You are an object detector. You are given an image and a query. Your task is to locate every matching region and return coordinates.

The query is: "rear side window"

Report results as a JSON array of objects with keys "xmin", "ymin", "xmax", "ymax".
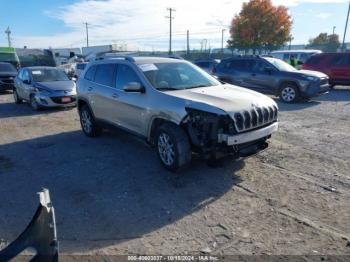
[
  {"xmin": 283, "ymin": 53, "xmax": 290, "ymax": 60},
  {"xmin": 116, "ymin": 64, "xmax": 142, "ymax": 90},
  {"xmin": 225, "ymin": 59, "xmax": 254, "ymax": 71},
  {"xmin": 305, "ymin": 55, "xmax": 324, "ymax": 65},
  {"xmin": 84, "ymin": 65, "xmax": 96, "ymax": 81},
  {"xmin": 330, "ymin": 55, "xmax": 350, "ymax": 66},
  {"xmin": 94, "ymin": 64, "xmax": 116, "ymax": 87}
]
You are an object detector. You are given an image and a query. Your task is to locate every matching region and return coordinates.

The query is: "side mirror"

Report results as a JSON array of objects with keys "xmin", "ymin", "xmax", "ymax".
[
  {"xmin": 23, "ymin": 79, "xmax": 31, "ymax": 85},
  {"xmin": 123, "ymin": 82, "xmax": 145, "ymax": 93}
]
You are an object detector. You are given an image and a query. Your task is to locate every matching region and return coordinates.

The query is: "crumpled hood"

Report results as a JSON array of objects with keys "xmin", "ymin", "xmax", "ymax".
[
  {"xmin": 35, "ymin": 81, "xmax": 76, "ymax": 92},
  {"xmin": 167, "ymin": 84, "xmax": 277, "ymax": 116},
  {"xmin": 292, "ymin": 70, "xmax": 328, "ymax": 78}
]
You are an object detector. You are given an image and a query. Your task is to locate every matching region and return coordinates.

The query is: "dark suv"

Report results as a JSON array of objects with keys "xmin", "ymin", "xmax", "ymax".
[
  {"xmin": 214, "ymin": 56, "xmax": 330, "ymax": 103},
  {"xmin": 302, "ymin": 52, "xmax": 350, "ymax": 87}
]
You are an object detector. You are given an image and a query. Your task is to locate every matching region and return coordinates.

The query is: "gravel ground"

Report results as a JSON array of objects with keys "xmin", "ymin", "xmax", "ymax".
[{"xmin": 0, "ymin": 88, "xmax": 349, "ymax": 256}]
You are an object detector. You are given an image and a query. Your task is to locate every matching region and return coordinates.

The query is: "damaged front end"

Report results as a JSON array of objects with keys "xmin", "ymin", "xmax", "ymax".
[
  {"xmin": 0, "ymin": 189, "xmax": 58, "ymax": 262},
  {"xmin": 182, "ymin": 108, "xmax": 275, "ymax": 160}
]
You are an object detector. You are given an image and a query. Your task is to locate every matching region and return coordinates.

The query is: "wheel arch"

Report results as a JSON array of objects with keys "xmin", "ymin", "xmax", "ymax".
[{"xmin": 147, "ymin": 117, "xmax": 181, "ymax": 145}]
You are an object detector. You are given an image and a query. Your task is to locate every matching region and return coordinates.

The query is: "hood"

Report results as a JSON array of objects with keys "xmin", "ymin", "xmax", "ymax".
[
  {"xmin": 166, "ymin": 84, "xmax": 277, "ymax": 116},
  {"xmin": 0, "ymin": 71, "xmax": 17, "ymax": 77},
  {"xmin": 35, "ymin": 81, "xmax": 76, "ymax": 91},
  {"xmin": 290, "ymin": 69, "xmax": 328, "ymax": 78}
]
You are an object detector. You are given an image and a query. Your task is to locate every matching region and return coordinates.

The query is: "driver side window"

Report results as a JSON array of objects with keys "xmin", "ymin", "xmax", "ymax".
[
  {"xmin": 116, "ymin": 64, "xmax": 142, "ymax": 90},
  {"xmin": 22, "ymin": 70, "xmax": 30, "ymax": 83}
]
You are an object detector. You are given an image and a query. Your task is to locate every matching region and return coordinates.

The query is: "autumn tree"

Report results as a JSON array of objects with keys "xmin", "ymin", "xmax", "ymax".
[
  {"xmin": 307, "ymin": 33, "xmax": 340, "ymax": 52},
  {"xmin": 228, "ymin": 0, "xmax": 292, "ymax": 54}
]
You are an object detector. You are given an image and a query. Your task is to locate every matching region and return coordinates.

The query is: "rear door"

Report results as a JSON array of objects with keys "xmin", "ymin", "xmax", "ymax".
[
  {"xmin": 247, "ymin": 59, "xmax": 278, "ymax": 93},
  {"xmin": 87, "ymin": 63, "xmax": 117, "ymax": 122},
  {"xmin": 329, "ymin": 54, "xmax": 350, "ymax": 83}
]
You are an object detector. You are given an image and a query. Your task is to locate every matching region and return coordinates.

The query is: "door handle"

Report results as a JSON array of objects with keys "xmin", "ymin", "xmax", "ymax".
[
  {"xmin": 112, "ymin": 93, "xmax": 119, "ymax": 99},
  {"xmin": 87, "ymin": 87, "xmax": 93, "ymax": 91}
]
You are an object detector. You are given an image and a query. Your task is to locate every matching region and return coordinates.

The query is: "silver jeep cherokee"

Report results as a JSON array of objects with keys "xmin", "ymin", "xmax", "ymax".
[{"xmin": 77, "ymin": 56, "xmax": 278, "ymax": 171}]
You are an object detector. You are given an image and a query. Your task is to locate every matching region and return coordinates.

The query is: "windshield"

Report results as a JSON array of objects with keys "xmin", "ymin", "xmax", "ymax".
[
  {"xmin": 0, "ymin": 63, "xmax": 17, "ymax": 72},
  {"xmin": 264, "ymin": 57, "xmax": 297, "ymax": 72},
  {"xmin": 141, "ymin": 62, "xmax": 220, "ymax": 91},
  {"xmin": 30, "ymin": 68, "xmax": 69, "ymax": 82}
]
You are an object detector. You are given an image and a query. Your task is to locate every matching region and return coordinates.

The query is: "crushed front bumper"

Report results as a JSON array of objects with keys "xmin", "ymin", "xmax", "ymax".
[{"xmin": 218, "ymin": 122, "xmax": 278, "ymax": 146}]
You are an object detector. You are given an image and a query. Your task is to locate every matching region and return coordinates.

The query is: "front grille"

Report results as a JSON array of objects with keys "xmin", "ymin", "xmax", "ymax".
[
  {"xmin": 233, "ymin": 105, "xmax": 278, "ymax": 133},
  {"xmin": 50, "ymin": 96, "xmax": 76, "ymax": 104},
  {"xmin": 0, "ymin": 78, "xmax": 14, "ymax": 84}
]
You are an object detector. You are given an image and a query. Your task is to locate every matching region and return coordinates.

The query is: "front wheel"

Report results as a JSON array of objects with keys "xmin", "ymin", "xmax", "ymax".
[
  {"xmin": 279, "ymin": 84, "xmax": 299, "ymax": 103},
  {"xmin": 156, "ymin": 123, "xmax": 191, "ymax": 172},
  {"xmin": 30, "ymin": 95, "xmax": 41, "ymax": 111},
  {"xmin": 79, "ymin": 105, "xmax": 101, "ymax": 137}
]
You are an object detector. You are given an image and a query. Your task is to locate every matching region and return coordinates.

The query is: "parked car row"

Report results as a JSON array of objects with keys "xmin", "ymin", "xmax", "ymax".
[{"xmin": 0, "ymin": 52, "xmax": 347, "ymax": 171}]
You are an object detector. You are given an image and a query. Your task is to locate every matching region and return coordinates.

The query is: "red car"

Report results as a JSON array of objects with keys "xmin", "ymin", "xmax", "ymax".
[{"xmin": 302, "ymin": 52, "xmax": 350, "ymax": 87}]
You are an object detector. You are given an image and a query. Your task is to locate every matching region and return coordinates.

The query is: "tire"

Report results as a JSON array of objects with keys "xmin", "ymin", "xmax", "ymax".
[
  {"xmin": 30, "ymin": 95, "xmax": 41, "ymax": 111},
  {"xmin": 79, "ymin": 105, "xmax": 101, "ymax": 137},
  {"xmin": 13, "ymin": 89, "xmax": 22, "ymax": 104},
  {"xmin": 279, "ymin": 83, "xmax": 299, "ymax": 103},
  {"xmin": 156, "ymin": 123, "xmax": 191, "ymax": 172}
]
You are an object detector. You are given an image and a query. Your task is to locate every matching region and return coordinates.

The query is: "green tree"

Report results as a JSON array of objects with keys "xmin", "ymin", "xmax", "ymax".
[
  {"xmin": 307, "ymin": 33, "xmax": 340, "ymax": 52},
  {"xmin": 228, "ymin": 0, "xmax": 292, "ymax": 54}
]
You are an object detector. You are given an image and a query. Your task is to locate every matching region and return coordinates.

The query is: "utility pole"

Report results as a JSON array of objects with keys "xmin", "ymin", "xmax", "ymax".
[
  {"xmin": 186, "ymin": 30, "xmax": 190, "ymax": 56},
  {"xmin": 166, "ymin": 8, "xmax": 175, "ymax": 55},
  {"xmin": 333, "ymin": 26, "xmax": 336, "ymax": 35},
  {"xmin": 84, "ymin": 22, "xmax": 89, "ymax": 48},
  {"xmin": 5, "ymin": 26, "xmax": 11, "ymax": 47},
  {"xmin": 221, "ymin": 29, "xmax": 226, "ymax": 58},
  {"xmin": 342, "ymin": 1, "xmax": 350, "ymax": 51}
]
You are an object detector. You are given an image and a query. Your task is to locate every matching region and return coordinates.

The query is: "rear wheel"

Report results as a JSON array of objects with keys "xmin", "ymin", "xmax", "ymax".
[
  {"xmin": 79, "ymin": 105, "xmax": 101, "ymax": 137},
  {"xmin": 279, "ymin": 83, "xmax": 299, "ymax": 103},
  {"xmin": 156, "ymin": 123, "xmax": 191, "ymax": 172},
  {"xmin": 13, "ymin": 89, "xmax": 22, "ymax": 104}
]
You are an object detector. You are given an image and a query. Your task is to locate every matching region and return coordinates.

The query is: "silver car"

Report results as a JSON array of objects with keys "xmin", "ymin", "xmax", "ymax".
[
  {"xmin": 14, "ymin": 66, "xmax": 77, "ymax": 110},
  {"xmin": 77, "ymin": 56, "xmax": 278, "ymax": 171}
]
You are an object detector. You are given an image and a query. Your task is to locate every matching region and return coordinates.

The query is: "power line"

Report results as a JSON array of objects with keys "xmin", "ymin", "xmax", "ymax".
[
  {"xmin": 166, "ymin": 8, "xmax": 175, "ymax": 55},
  {"xmin": 84, "ymin": 22, "xmax": 89, "ymax": 48},
  {"xmin": 342, "ymin": 1, "xmax": 350, "ymax": 51}
]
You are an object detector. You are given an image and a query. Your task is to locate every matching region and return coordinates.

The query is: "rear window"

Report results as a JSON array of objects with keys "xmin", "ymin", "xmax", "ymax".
[{"xmin": 0, "ymin": 63, "xmax": 16, "ymax": 72}]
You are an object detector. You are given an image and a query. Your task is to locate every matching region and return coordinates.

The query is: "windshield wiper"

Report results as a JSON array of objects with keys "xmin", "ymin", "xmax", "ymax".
[
  {"xmin": 186, "ymin": 84, "xmax": 210, "ymax": 89},
  {"xmin": 157, "ymin": 87, "xmax": 179, "ymax": 91}
]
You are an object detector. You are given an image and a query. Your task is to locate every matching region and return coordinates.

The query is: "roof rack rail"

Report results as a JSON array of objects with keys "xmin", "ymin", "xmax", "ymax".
[{"xmin": 97, "ymin": 55, "xmax": 135, "ymax": 62}]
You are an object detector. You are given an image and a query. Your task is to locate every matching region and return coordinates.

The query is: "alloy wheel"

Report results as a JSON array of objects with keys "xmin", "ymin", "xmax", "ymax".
[
  {"xmin": 81, "ymin": 110, "xmax": 92, "ymax": 134},
  {"xmin": 158, "ymin": 132, "xmax": 175, "ymax": 166},
  {"xmin": 281, "ymin": 87, "xmax": 296, "ymax": 102}
]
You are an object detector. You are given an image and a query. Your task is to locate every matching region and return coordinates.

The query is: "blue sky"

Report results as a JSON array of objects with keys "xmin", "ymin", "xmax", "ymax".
[{"xmin": 0, "ymin": 0, "xmax": 349, "ymax": 50}]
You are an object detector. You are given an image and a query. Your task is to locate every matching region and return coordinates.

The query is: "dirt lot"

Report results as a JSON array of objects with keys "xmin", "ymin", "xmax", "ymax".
[{"xmin": 0, "ymin": 88, "xmax": 349, "ymax": 256}]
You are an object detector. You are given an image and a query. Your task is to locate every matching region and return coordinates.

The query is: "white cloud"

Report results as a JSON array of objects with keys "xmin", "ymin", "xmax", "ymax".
[
  {"xmin": 11, "ymin": 0, "xmax": 348, "ymax": 50},
  {"xmin": 316, "ymin": 12, "xmax": 332, "ymax": 19}
]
